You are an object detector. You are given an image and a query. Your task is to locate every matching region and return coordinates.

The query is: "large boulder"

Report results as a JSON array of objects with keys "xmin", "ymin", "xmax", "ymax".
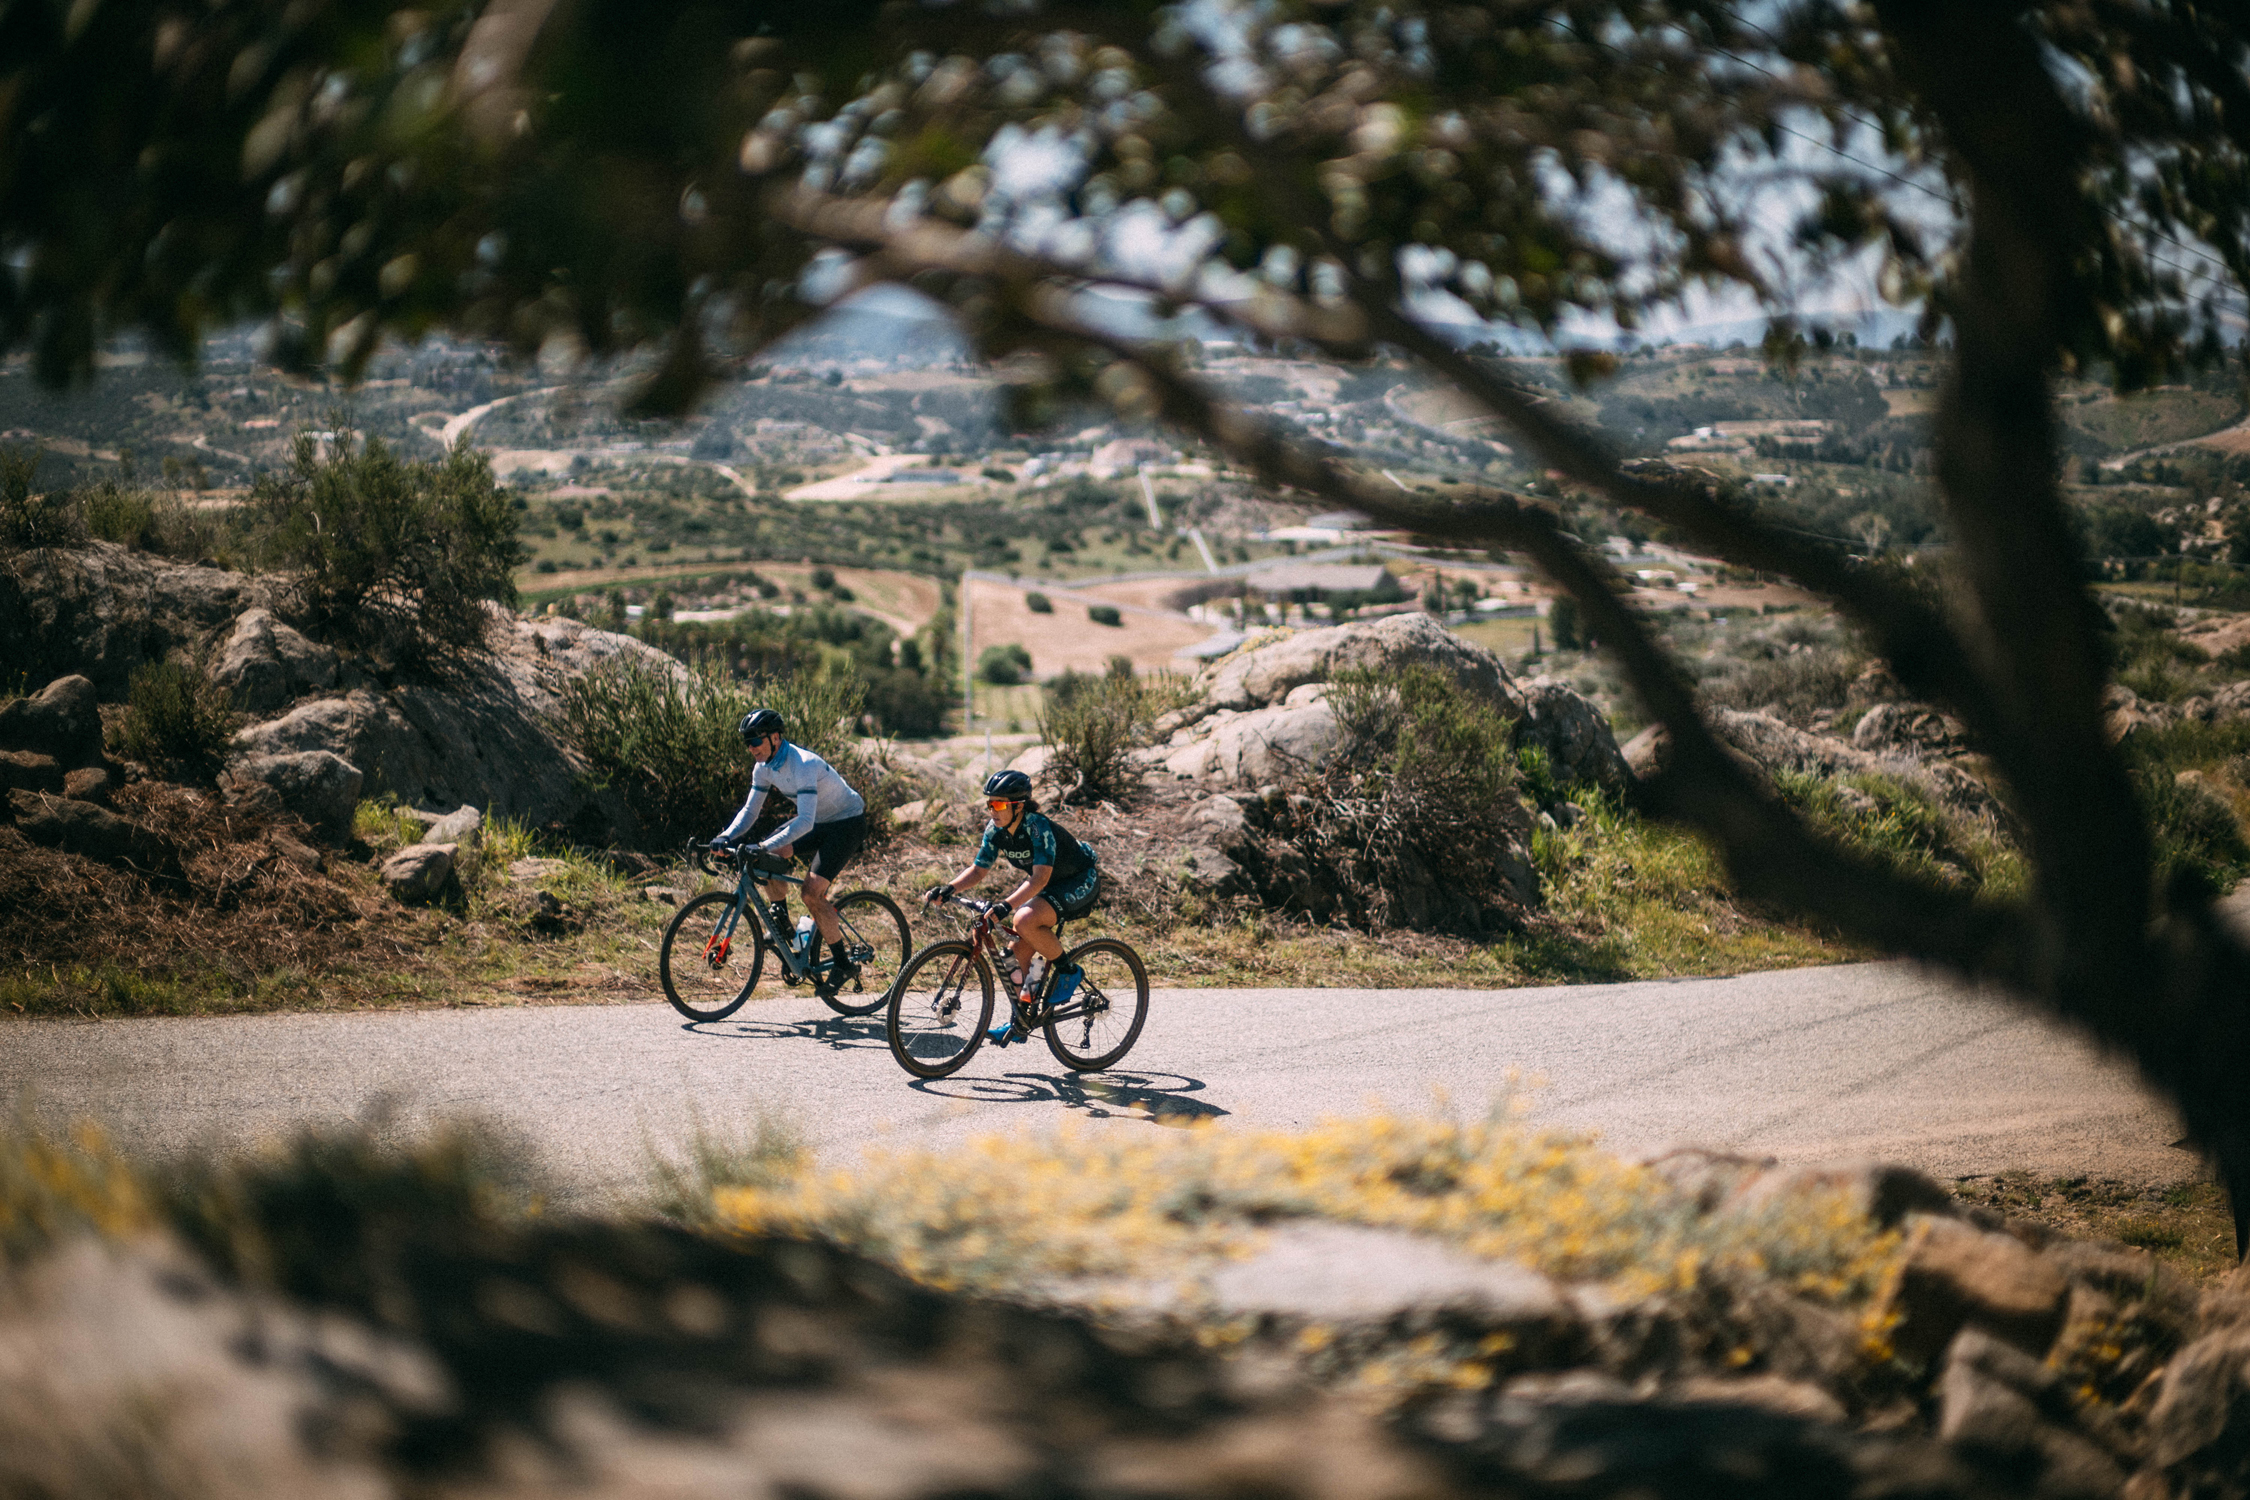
[
  {"xmin": 210, "ymin": 608, "xmax": 339, "ymax": 714},
  {"xmin": 224, "ymin": 751, "xmax": 366, "ymax": 842},
  {"xmin": 1165, "ymin": 694, "xmax": 1343, "ymax": 783},
  {"xmin": 0, "ymin": 675, "xmax": 104, "ymax": 768},
  {"xmin": 380, "ymin": 842, "xmax": 456, "ymax": 903},
  {"xmin": 0, "ymin": 751, "xmax": 65, "ymax": 797},
  {"xmin": 1171, "ymin": 619, "xmax": 1626, "ymax": 799},
  {"xmin": 0, "ymin": 544, "xmax": 268, "ymax": 695},
  {"xmin": 6, "ymin": 790, "xmax": 151, "ymax": 866},
  {"xmin": 1514, "ymin": 677, "xmax": 1631, "ymax": 797},
  {"xmin": 228, "ymin": 613, "xmax": 669, "ymax": 832},
  {"xmin": 1201, "ymin": 613, "xmax": 1514, "ymax": 713}
]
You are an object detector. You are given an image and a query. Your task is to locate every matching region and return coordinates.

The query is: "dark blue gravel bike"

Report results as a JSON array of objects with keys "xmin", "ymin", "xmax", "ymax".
[{"xmin": 658, "ymin": 841, "xmax": 910, "ymax": 1021}]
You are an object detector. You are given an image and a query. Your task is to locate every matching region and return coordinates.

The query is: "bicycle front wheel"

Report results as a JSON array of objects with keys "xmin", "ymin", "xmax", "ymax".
[
  {"xmin": 819, "ymin": 891, "xmax": 912, "ymax": 1017},
  {"xmin": 1043, "ymin": 938, "xmax": 1149, "ymax": 1072},
  {"xmin": 659, "ymin": 891, "xmax": 767, "ymax": 1021},
  {"xmin": 885, "ymin": 941, "xmax": 995, "ymax": 1079}
]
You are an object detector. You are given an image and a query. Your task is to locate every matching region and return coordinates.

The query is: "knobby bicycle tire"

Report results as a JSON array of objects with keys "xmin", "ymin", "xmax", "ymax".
[
  {"xmin": 885, "ymin": 940, "xmax": 995, "ymax": 1079},
  {"xmin": 818, "ymin": 890, "xmax": 913, "ymax": 1017},
  {"xmin": 1043, "ymin": 937, "xmax": 1149, "ymax": 1072},
  {"xmin": 659, "ymin": 891, "xmax": 768, "ymax": 1022}
]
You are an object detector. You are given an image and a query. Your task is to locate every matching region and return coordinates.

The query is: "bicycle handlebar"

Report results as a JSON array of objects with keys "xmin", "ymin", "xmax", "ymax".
[
  {"xmin": 690, "ymin": 840, "xmax": 789, "ymax": 879},
  {"xmin": 927, "ymin": 890, "xmax": 1012, "ymax": 925}
]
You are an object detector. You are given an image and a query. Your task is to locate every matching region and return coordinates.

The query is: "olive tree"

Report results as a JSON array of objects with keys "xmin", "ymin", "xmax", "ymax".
[{"xmin": 7, "ymin": 0, "xmax": 2250, "ymax": 1247}]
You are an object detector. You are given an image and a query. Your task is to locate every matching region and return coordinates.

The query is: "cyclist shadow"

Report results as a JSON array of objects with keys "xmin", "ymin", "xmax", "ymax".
[
  {"xmin": 909, "ymin": 1069, "xmax": 1228, "ymax": 1126},
  {"xmin": 682, "ymin": 1013, "xmax": 891, "ymax": 1053}
]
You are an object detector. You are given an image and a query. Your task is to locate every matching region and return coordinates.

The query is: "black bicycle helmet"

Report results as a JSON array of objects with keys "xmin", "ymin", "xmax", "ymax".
[
  {"xmin": 983, "ymin": 768, "xmax": 1032, "ymax": 801},
  {"xmin": 738, "ymin": 708, "xmax": 784, "ymax": 743}
]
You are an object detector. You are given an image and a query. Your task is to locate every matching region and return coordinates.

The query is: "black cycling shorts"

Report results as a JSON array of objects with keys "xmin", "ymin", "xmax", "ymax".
[
  {"xmin": 1042, "ymin": 864, "xmax": 1101, "ymax": 921},
  {"xmin": 791, "ymin": 814, "xmax": 867, "ymax": 881}
]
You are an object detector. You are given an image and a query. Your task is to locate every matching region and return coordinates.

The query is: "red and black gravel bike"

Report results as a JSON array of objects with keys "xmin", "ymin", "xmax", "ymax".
[{"xmin": 885, "ymin": 892, "xmax": 1149, "ymax": 1079}]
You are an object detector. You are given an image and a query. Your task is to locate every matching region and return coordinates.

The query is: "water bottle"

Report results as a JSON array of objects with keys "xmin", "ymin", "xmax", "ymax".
[
  {"xmin": 1020, "ymin": 955, "xmax": 1048, "ymax": 1005},
  {"xmin": 794, "ymin": 915, "xmax": 817, "ymax": 959}
]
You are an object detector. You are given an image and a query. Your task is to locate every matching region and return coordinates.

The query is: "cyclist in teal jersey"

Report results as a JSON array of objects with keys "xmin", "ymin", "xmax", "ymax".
[{"xmin": 924, "ymin": 769, "xmax": 1100, "ymax": 1044}]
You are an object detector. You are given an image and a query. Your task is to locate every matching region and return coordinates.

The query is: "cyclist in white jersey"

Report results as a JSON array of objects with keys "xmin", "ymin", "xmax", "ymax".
[{"xmin": 712, "ymin": 707, "xmax": 867, "ymax": 988}]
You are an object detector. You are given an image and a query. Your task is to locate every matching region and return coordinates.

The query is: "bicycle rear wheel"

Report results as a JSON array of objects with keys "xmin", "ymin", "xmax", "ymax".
[
  {"xmin": 659, "ymin": 891, "xmax": 767, "ymax": 1021},
  {"xmin": 885, "ymin": 941, "xmax": 995, "ymax": 1079},
  {"xmin": 1042, "ymin": 938, "xmax": 1149, "ymax": 1072},
  {"xmin": 818, "ymin": 891, "xmax": 912, "ymax": 1016}
]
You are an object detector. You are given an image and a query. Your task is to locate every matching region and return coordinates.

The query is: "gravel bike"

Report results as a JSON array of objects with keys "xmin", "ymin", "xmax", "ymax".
[
  {"xmin": 885, "ymin": 892, "xmax": 1148, "ymax": 1079},
  {"xmin": 658, "ymin": 842, "xmax": 910, "ymax": 1022}
]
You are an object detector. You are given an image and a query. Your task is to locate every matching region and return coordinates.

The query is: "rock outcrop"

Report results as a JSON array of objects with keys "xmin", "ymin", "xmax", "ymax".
[
  {"xmin": 1150, "ymin": 615, "xmax": 1627, "ymax": 800},
  {"xmin": 209, "ymin": 607, "xmax": 339, "ymax": 714},
  {"xmin": 1, "ymin": 543, "xmax": 271, "ymax": 695},
  {"xmin": 223, "ymin": 750, "xmax": 365, "ymax": 842},
  {"xmin": 6, "ymin": 543, "xmax": 671, "ymax": 840},
  {"xmin": 1628, "ymin": 708, "xmax": 2005, "ymax": 823},
  {"xmin": 227, "ymin": 611, "xmax": 669, "ymax": 835},
  {"xmin": 1202, "ymin": 612, "xmax": 1514, "ymax": 712},
  {"xmin": 0, "ymin": 675, "xmax": 104, "ymax": 770}
]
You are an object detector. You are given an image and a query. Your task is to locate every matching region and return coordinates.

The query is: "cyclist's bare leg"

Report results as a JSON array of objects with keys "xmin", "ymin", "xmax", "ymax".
[
  {"xmin": 802, "ymin": 871, "xmax": 842, "ymax": 943},
  {"xmin": 1011, "ymin": 896, "xmax": 1064, "ymax": 973}
]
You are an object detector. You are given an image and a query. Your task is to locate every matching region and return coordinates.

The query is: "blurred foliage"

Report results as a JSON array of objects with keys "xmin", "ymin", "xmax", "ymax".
[{"xmin": 4, "ymin": 2, "xmax": 2239, "ymax": 407}]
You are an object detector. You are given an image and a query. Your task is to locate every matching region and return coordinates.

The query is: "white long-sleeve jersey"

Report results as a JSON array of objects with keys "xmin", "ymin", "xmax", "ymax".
[{"xmin": 715, "ymin": 740, "xmax": 865, "ymax": 852}]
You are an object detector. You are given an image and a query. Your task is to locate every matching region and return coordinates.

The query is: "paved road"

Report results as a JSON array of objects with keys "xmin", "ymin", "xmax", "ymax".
[{"xmin": 0, "ymin": 961, "xmax": 2195, "ymax": 1207}]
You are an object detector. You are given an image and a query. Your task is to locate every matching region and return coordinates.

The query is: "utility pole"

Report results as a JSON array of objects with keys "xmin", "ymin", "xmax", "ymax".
[{"xmin": 961, "ymin": 566, "xmax": 974, "ymax": 733}]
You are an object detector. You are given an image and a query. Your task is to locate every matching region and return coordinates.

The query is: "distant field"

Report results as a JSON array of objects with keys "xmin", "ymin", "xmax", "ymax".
[
  {"xmin": 966, "ymin": 576, "xmax": 1214, "ymax": 678},
  {"xmin": 2066, "ymin": 388, "xmax": 2245, "ymax": 453}
]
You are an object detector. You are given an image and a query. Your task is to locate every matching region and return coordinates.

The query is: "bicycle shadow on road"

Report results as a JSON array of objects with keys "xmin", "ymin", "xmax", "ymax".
[
  {"xmin": 908, "ymin": 1069, "xmax": 1229, "ymax": 1126},
  {"xmin": 681, "ymin": 1014, "xmax": 891, "ymax": 1053}
]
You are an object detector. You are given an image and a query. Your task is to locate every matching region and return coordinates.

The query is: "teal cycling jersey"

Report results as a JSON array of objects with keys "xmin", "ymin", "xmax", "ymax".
[{"xmin": 974, "ymin": 811, "xmax": 1095, "ymax": 880}]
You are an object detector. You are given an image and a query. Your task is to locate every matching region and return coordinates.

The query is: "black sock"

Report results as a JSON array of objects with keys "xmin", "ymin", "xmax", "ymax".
[{"xmin": 829, "ymin": 940, "xmax": 849, "ymax": 965}]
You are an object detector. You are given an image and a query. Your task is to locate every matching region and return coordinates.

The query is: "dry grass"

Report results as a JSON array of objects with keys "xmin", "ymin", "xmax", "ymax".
[
  {"xmin": 709, "ymin": 1108, "xmax": 1907, "ymax": 1392},
  {"xmin": 1950, "ymin": 1172, "xmax": 2242, "ymax": 1285}
]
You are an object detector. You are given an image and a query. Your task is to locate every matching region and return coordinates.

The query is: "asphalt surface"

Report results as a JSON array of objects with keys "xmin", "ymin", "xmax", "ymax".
[{"xmin": 0, "ymin": 960, "xmax": 2196, "ymax": 1206}]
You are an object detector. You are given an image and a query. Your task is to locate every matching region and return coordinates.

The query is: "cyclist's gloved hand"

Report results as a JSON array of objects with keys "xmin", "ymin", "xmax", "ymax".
[{"xmin": 923, "ymin": 884, "xmax": 953, "ymax": 906}]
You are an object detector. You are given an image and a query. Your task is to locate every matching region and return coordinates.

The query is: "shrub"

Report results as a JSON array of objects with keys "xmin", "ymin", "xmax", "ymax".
[
  {"xmin": 1773, "ymin": 769, "xmax": 2025, "ymax": 899},
  {"xmin": 1039, "ymin": 675, "xmax": 1142, "ymax": 804},
  {"xmin": 978, "ymin": 642, "xmax": 1032, "ymax": 685},
  {"xmin": 981, "ymin": 466, "xmax": 1016, "ymax": 483},
  {"xmin": 117, "ymin": 659, "xmax": 240, "ymax": 780},
  {"xmin": 811, "ymin": 566, "xmax": 837, "ymax": 591},
  {"xmin": 1025, "ymin": 591, "xmax": 1054, "ymax": 614},
  {"xmin": 0, "ymin": 446, "xmax": 80, "ymax": 550},
  {"xmin": 560, "ymin": 654, "xmax": 878, "ymax": 845},
  {"xmin": 1703, "ymin": 647, "xmax": 1865, "ymax": 726},
  {"xmin": 251, "ymin": 430, "xmax": 524, "ymax": 667},
  {"xmin": 1280, "ymin": 665, "xmax": 1530, "ymax": 932},
  {"xmin": 75, "ymin": 479, "xmax": 159, "ymax": 546},
  {"xmin": 1038, "ymin": 665, "xmax": 1199, "ymax": 804},
  {"xmin": 1087, "ymin": 604, "xmax": 1123, "ymax": 627},
  {"xmin": 1548, "ymin": 595, "xmax": 1581, "ymax": 650},
  {"xmin": 860, "ymin": 664, "xmax": 945, "ymax": 737}
]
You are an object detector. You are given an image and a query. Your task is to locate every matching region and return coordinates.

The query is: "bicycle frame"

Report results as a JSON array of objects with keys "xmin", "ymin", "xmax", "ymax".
[
  {"xmin": 936, "ymin": 895, "xmax": 1107, "ymax": 1028},
  {"xmin": 694, "ymin": 846, "xmax": 822, "ymax": 980}
]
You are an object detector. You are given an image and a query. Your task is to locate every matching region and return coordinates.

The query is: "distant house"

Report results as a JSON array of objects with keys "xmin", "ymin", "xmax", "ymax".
[
  {"xmin": 1244, "ymin": 563, "xmax": 1401, "ymax": 606},
  {"xmin": 1089, "ymin": 438, "xmax": 1174, "ymax": 477}
]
